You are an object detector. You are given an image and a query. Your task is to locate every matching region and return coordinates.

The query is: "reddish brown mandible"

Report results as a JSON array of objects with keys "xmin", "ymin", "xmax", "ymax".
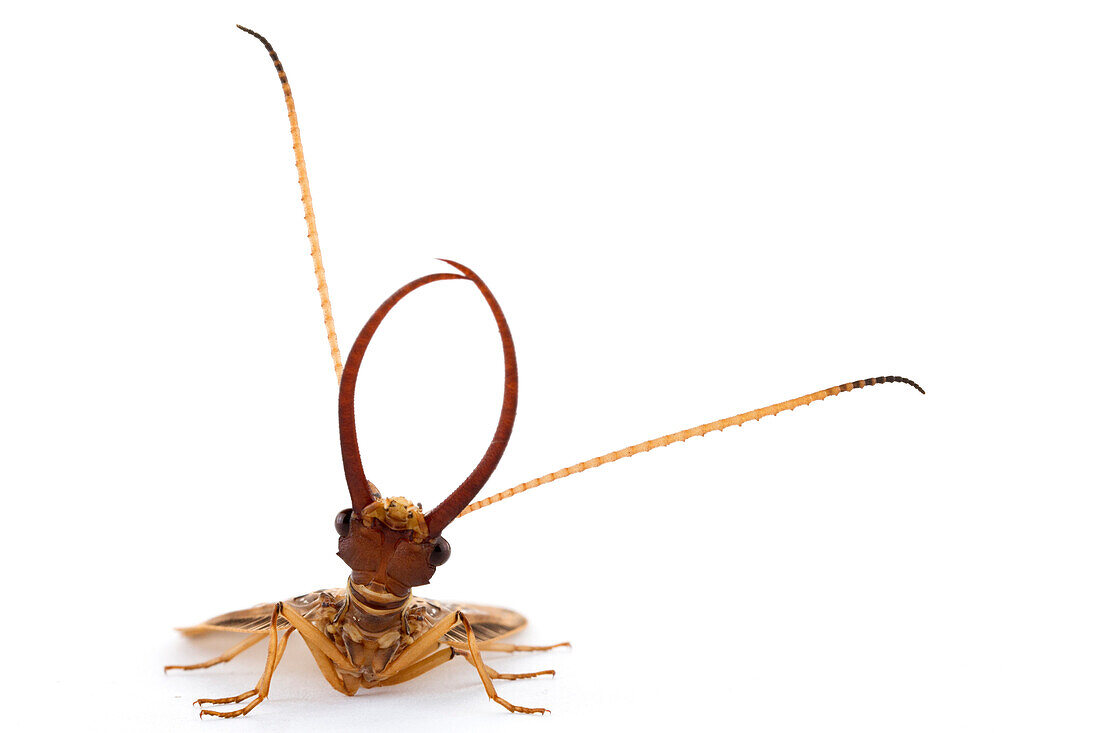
[{"xmin": 337, "ymin": 260, "xmax": 518, "ymax": 537}]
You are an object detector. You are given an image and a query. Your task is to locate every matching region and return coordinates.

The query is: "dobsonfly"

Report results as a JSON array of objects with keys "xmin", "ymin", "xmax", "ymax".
[{"xmin": 166, "ymin": 26, "xmax": 925, "ymax": 718}]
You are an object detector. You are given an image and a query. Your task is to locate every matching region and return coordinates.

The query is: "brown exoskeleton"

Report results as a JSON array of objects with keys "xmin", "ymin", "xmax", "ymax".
[{"xmin": 166, "ymin": 26, "xmax": 925, "ymax": 718}]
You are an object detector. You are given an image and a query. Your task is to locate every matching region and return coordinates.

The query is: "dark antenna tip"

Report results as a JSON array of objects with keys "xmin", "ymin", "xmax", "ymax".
[
  {"xmin": 236, "ymin": 25, "xmax": 266, "ymax": 43},
  {"xmin": 876, "ymin": 375, "xmax": 925, "ymax": 395}
]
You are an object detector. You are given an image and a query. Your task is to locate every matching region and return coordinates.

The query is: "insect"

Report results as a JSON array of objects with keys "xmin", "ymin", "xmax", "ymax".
[{"xmin": 166, "ymin": 26, "xmax": 925, "ymax": 719}]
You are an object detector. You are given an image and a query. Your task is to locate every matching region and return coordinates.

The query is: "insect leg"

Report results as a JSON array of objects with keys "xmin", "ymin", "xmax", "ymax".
[
  {"xmin": 451, "ymin": 640, "xmax": 570, "ymax": 653},
  {"xmin": 268, "ymin": 601, "xmax": 359, "ymax": 696},
  {"xmin": 455, "ymin": 611, "xmax": 549, "ymax": 715},
  {"xmin": 384, "ymin": 610, "xmax": 460, "ymax": 675},
  {"xmin": 165, "ymin": 632, "xmax": 266, "ymax": 671},
  {"xmin": 197, "ymin": 607, "xmax": 295, "ymax": 718},
  {"xmin": 453, "ymin": 652, "xmax": 555, "ymax": 680},
  {"xmin": 294, "ymin": 627, "xmax": 355, "ymax": 696},
  {"xmin": 374, "ymin": 647, "xmax": 456, "ymax": 687},
  {"xmin": 276, "ymin": 602, "xmax": 357, "ymax": 672}
]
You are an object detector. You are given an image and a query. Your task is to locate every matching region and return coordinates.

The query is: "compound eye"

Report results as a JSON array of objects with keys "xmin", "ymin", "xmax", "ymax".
[
  {"xmin": 428, "ymin": 536, "xmax": 451, "ymax": 567},
  {"xmin": 334, "ymin": 508, "xmax": 354, "ymax": 537}
]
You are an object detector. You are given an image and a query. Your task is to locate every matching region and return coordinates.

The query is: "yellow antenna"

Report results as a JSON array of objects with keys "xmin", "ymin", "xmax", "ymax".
[
  {"xmin": 458, "ymin": 376, "xmax": 924, "ymax": 518},
  {"xmin": 238, "ymin": 25, "xmax": 344, "ymax": 383}
]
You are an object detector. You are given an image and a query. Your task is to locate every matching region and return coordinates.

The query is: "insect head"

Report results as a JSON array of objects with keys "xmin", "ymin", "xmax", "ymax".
[{"xmin": 332, "ymin": 260, "xmax": 516, "ymax": 598}]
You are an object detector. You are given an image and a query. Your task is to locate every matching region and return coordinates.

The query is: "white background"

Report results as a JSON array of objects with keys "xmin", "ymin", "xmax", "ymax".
[{"xmin": 2, "ymin": 2, "xmax": 1097, "ymax": 731}]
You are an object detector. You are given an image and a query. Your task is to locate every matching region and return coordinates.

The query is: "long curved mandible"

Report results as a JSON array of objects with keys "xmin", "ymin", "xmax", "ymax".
[
  {"xmin": 338, "ymin": 271, "xmax": 466, "ymax": 510},
  {"xmin": 425, "ymin": 260, "xmax": 518, "ymax": 536}
]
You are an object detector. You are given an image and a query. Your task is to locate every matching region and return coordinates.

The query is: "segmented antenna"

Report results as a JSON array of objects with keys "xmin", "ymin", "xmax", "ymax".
[
  {"xmin": 458, "ymin": 376, "xmax": 924, "ymax": 518},
  {"xmin": 237, "ymin": 25, "xmax": 344, "ymax": 383}
]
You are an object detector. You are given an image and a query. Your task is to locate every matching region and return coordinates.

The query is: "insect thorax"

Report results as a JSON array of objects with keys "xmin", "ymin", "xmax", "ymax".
[{"xmin": 317, "ymin": 585, "xmax": 447, "ymax": 685}]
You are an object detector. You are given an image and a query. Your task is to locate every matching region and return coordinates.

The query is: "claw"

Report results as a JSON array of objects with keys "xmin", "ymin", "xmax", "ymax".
[
  {"xmin": 198, "ymin": 700, "xmax": 262, "ymax": 719},
  {"xmin": 196, "ymin": 694, "xmax": 264, "ymax": 718},
  {"xmin": 194, "ymin": 690, "xmax": 258, "ymax": 707}
]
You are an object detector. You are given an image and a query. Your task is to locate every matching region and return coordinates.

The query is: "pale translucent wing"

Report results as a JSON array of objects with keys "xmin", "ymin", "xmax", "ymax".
[
  {"xmin": 177, "ymin": 589, "xmax": 340, "ymax": 635},
  {"xmin": 431, "ymin": 600, "xmax": 527, "ymax": 645},
  {"xmin": 178, "ymin": 591, "xmax": 526, "ymax": 645}
]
